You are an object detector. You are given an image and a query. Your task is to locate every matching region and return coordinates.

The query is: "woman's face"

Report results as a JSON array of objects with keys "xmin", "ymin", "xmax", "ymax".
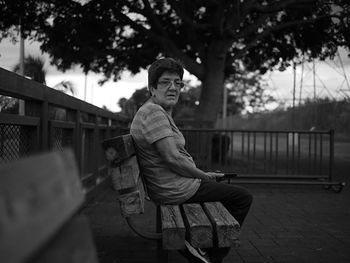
[{"xmin": 150, "ymin": 71, "xmax": 183, "ymax": 111}]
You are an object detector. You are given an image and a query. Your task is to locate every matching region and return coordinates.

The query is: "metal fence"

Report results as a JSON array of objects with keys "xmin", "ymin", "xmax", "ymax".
[
  {"xmin": 0, "ymin": 67, "xmax": 129, "ymax": 198},
  {"xmin": 182, "ymin": 128, "xmax": 343, "ymax": 188}
]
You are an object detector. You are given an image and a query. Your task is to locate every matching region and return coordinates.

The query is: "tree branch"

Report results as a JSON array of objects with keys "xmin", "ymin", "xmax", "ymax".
[
  {"xmin": 161, "ymin": 38, "xmax": 205, "ymax": 79},
  {"xmin": 232, "ymin": 15, "xmax": 333, "ymax": 60},
  {"xmin": 224, "ymin": 0, "xmax": 242, "ymax": 30},
  {"xmin": 227, "ymin": 0, "xmax": 318, "ymax": 39},
  {"xmin": 212, "ymin": 1, "xmax": 225, "ymax": 37},
  {"xmin": 251, "ymin": 0, "xmax": 316, "ymax": 14},
  {"xmin": 120, "ymin": 3, "xmax": 205, "ymax": 79},
  {"xmin": 118, "ymin": 11, "xmax": 157, "ymax": 39},
  {"xmin": 140, "ymin": 0, "xmax": 168, "ymax": 35},
  {"xmin": 225, "ymin": 0, "xmax": 332, "ymax": 41},
  {"xmin": 167, "ymin": 1, "xmax": 208, "ymax": 60},
  {"xmin": 168, "ymin": 1, "xmax": 211, "ymax": 31},
  {"xmin": 225, "ymin": 12, "xmax": 270, "ymax": 39},
  {"xmin": 241, "ymin": 0, "xmax": 259, "ymax": 17}
]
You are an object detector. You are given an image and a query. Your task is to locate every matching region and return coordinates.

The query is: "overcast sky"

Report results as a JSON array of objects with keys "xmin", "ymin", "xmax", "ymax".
[{"xmin": 0, "ymin": 37, "xmax": 349, "ymax": 112}]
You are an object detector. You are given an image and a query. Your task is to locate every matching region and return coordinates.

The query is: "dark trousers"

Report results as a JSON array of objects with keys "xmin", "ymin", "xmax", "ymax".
[{"xmin": 184, "ymin": 179, "xmax": 253, "ymax": 263}]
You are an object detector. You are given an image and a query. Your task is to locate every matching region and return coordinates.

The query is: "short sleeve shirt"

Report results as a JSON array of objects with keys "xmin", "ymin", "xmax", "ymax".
[{"xmin": 130, "ymin": 101, "xmax": 200, "ymax": 204}]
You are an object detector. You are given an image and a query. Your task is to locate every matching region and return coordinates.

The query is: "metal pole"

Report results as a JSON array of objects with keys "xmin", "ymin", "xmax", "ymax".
[
  {"xmin": 292, "ymin": 62, "xmax": 296, "ymax": 109},
  {"xmin": 90, "ymin": 84, "xmax": 93, "ymax": 104},
  {"xmin": 313, "ymin": 60, "xmax": 316, "ymax": 101},
  {"xmin": 313, "ymin": 60, "xmax": 317, "ymax": 126},
  {"xmin": 329, "ymin": 129, "xmax": 334, "ymax": 182},
  {"xmin": 18, "ymin": 23, "xmax": 25, "ymax": 115},
  {"xmin": 292, "ymin": 62, "xmax": 296, "ymax": 128},
  {"xmin": 337, "ymin": 49, "xmax": 350, "ymax": 98},
  {"xmin": 299, "ymin": 60, "xmax": 304, "ymax": 105},
  {"xmin": 222, "ymin": 86, "xmax": 227, "ymax": 129},
  {"xmin": 84, "ymin": 73, "xmax": 88, "ymax": 101}
]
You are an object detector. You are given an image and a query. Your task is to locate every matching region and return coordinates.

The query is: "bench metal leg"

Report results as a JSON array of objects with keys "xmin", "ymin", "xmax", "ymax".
[
  {"xmin": 156, "ymin": 241, "xmax": 168, "ymax": 263},
  {"xmin": 156, "ymin": 205, "xmax": 169, "ymax": 262}
]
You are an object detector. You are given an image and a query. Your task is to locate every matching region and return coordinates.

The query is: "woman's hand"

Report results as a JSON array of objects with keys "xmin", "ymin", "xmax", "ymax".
[{"xmin": 206, "ymin": 172, "xmax": 225, "ymax": 180}]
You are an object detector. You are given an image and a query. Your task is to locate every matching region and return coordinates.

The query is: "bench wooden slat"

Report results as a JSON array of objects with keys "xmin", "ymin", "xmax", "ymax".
[
  {"xmin": 0, "ymin": 150, "xmax": 84, "ymax": 263},
  {"xmin": 118, "ymin": 178, "xmax": 145, "ymax": 217},
  {"xmin": 160, "ymin": 205, "xmax": 186, "ymax": 249},
  {"xmin": 33, "ymin": 216, "xmax": 99, "ymax": 263},
  {"xmin": 102, "ymin": 134, "xmax": 135, "ymax": 164},
  {"xmin": 104, "ymin": 136, "xmax": 146, "ymax": 217},
  {"xmin": 110, "ymin": 156, "xmax": 140, "ymax": 191},
  {"xmin": 203, "ymin": 202, "xmax": 240, "ymax": 247},
  {"xmin": 182, "ymin": 203, "xmax": 213, "ymax": 248}
]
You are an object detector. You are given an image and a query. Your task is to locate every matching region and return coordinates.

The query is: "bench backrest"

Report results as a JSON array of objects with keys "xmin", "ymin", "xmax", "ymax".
[
  {"xmin": 102, "ymin": 134, "xmax": 146, "ymax": 217},
  {"xmin": 0, "ymin": 149, "xmax": 95, "ymax": 263}
]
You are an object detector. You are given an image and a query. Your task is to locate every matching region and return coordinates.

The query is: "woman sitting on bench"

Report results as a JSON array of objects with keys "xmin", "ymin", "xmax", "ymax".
[{"xmin": 130, "ymin": 57, "xmax": 253, "ymax": 263}]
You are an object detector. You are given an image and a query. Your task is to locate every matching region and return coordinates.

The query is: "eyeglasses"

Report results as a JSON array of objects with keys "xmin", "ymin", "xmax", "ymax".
[{"xmin": 157, "ymin": 79, "xmax": 185, "ymax": 89}]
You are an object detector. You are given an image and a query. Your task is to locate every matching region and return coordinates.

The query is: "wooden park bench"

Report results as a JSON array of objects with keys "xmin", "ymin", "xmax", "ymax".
[
  {"xmin": 0, "ymin": 149, "xmax": 99, "ymax": 263},
  {"xmin": 102, "ymin": 134, "xmax": 240, "ymax": 261}
]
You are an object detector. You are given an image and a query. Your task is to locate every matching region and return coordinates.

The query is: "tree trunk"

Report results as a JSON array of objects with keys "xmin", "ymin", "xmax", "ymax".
[{"xmin": 196, "ymin": 41, "xmax": 227, "ymax": 124}]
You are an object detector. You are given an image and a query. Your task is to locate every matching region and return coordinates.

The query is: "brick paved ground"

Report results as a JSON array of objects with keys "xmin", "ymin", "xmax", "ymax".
[{"xmin": 83, "ymin": 159, "xmax": 350, "ymax": 263}]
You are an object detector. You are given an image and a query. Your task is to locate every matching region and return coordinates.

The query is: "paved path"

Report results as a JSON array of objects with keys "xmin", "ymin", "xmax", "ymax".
[{"xmin": 83, "ymin": 176, "xmax": 350, "ymax": 263}]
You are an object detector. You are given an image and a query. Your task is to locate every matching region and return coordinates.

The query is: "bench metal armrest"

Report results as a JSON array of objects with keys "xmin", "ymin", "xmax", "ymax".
[{"xmin": 125, "ymin": 217, "xmax": 162, "ymax": 240}]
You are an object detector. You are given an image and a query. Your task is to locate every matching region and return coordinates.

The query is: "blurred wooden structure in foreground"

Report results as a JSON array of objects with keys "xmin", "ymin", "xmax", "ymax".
[{"xmin": 0, "ymin": 149, "xmax": 99, "ymax": 263}]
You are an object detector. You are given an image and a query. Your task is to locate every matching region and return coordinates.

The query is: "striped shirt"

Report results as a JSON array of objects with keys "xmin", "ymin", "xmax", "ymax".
[{"xmin": 130, "ymin": 101, "xmax": 200, "ymax": 204}]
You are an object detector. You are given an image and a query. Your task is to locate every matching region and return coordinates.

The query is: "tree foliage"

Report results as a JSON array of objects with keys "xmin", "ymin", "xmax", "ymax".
[
  {"xmin": 225, "ymin": 70, "xmax": 275, "ymax": 115},
  {"xmin": 11, "ymin": 54, "xmax": 76, "ymax": 94},
  {"xmin": 0, "ymin": 95, "xmax": 17, "ymax": 113},
  {"xmin": 1, "ymin": 0, "xmax": 349, "ymax": 122},
  {"xmin": 118, "ymin": 73, "xmax": 273, "ymax": 120},
  {"xmin": 0, "ymin": 54, "xmax": 76, "ymax": 113},
  {"xmin": 118, "ymin": 87, "xmax": 149, "ymax": 117},
  {"xmin": 12, "ymin": 55, "xmax": 47, "ymax": 84}
]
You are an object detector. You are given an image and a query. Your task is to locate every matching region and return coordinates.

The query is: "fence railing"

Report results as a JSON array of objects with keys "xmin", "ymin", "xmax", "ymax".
[
  {"xmin": 182, "ymin": 128, "xmax": 337, "ymax": 185},
  {"xmin": 0, "ymin": 67, "xmax": 129, "ymax": 198}
]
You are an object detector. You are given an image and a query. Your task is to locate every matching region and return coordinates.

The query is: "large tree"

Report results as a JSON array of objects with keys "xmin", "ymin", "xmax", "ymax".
[{"xmin": 1, "ymin": 0, "xmax": 349, "ymax": 122}]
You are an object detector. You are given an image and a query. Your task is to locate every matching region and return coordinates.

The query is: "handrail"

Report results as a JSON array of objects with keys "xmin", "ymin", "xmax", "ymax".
[{"xmin": 0, "ymin": 68, "xmax": 118, "ymax": 118}]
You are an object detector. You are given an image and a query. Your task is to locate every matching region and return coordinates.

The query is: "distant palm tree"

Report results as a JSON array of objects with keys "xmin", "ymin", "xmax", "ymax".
[
  {"xmin": 13, "ymin": 55, "xmax": 47, "ymax": 84},
  {"xmin": 52, "ymin": 80, "xmax": 76, "ymax": 96},
  {"xmin": 12, "ymin": 55, "xmax": 76, "ymax": 95},
  {"xmin": 0, "ymin": 55, "xmax": 76, "ymax": 115},
  {"xmin": 1, "ymin": 55, "xmax": 48, "ymax": 113}
]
